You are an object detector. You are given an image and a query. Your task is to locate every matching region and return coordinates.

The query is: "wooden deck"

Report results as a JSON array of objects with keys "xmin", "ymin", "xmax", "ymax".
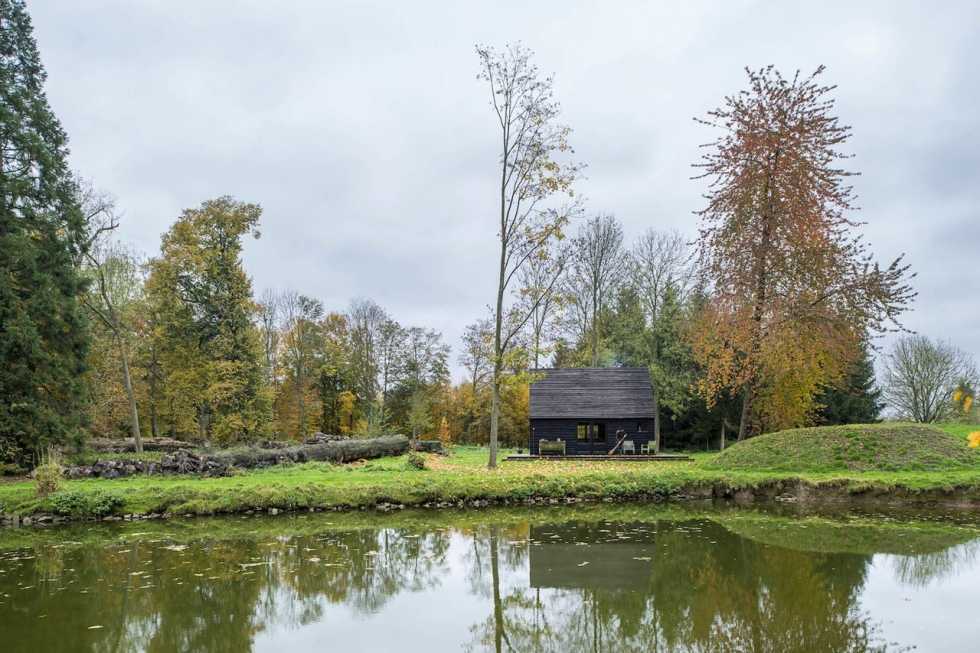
[{"xmin": 504, "ymin": 453, "xmax": 693, "ymax": 462}]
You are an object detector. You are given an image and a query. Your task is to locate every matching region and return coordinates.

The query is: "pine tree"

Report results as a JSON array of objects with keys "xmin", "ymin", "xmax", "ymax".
[
  {"xmin": 0, "ymin": 0, "xmax": 91, "ymax": 458},
  {"xmin": 816, "ymin": 347, "xmax": 883, "ymax": 425}
]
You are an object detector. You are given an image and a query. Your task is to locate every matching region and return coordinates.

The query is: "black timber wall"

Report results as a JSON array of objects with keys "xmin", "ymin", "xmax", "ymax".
[{"xmin": 530, "ymin": 418, "xmax": 655, "ymax": 455}]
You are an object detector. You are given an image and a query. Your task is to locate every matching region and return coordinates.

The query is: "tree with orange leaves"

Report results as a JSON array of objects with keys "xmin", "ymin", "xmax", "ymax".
[{"xmin": 692, "ymin": 66, "xmax": 915, "ymax": 440}]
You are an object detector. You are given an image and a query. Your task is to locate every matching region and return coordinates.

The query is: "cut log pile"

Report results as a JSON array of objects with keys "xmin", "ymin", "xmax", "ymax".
[{"xmin": 62, "ymin": 435, "xmax": 409, "ymax": 479}]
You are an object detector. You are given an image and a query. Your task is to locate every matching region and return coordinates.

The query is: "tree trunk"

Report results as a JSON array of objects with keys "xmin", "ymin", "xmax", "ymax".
[
  {"xmin": 652, "ymin": 386, "xmax": 661, "ymax": 455},
  {"xmin": 651, "ymin": 344, "xmax": 661, "ymax": 454},
  {"xmin": 149, "ymin": 372, "xmax": 158, "ymax": 438},
  {"xmin": 116, "ymin": 334, "xmax": 143, "ymax": 455},
  {"xmin": 720, "ymin": 418, "xmax": 726, "ymax": 452},
  {"xmin": 738, "ymin": 382, "xmax": 751, "ymax": 441},
  {"xmin": 296, "ymin": 370, "xmax": 306, "ymax": 437},
  {"xmin": 210, "ymin": 434, "xmax": 409, "ymax": 468},
  {"xmin": 489, "ymin": 378, "xmax": 501, "ymax": 468}
]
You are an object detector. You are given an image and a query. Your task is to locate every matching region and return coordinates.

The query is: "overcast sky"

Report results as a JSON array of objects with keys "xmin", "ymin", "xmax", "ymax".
[{"xmin": 28, "ymin": 0, "xmax": 980, "ymax": 383}]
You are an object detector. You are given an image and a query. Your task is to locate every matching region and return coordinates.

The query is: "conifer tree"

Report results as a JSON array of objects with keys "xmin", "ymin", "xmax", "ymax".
[{"xmin": 0, "ymin": 0, "xmax": 91, "ymax": 458}]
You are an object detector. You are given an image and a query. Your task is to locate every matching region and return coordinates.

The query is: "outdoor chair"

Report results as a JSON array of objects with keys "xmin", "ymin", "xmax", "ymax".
[
  {"xmin": 622, "ymin": 440, "xmax": 635, "ymax": 455},
  {"xmin": 640, "ymin": 443, "xmax": 650, "ymax": 455}
]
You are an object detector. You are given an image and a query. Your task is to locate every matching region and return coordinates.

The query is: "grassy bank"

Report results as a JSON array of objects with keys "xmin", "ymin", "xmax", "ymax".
[{"xmin": 3, "ymin": 424, "xmax": 980, "ymax": 522}]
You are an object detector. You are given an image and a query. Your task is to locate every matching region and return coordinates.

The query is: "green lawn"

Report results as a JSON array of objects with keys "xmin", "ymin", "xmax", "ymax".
[
  {"xmin": 3, "ymin": 426, "xmax": 980, "ymax": 520},
  {"xmin": 703, "ymin": 423, "xmax": 980, "ymax": 473}
]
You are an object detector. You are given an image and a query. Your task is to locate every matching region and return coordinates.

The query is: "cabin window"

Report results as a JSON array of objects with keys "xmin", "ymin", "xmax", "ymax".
[
  {"xmin": 637, "ymin": 422, "xmax": 648, "ymax": 433},
  {"xmin": 578, "ymin": 423, "xmax": 606, "ymax": 441}
]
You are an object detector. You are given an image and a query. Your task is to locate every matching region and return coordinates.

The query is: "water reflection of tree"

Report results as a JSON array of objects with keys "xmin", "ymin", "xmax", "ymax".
[
  {"xmin": 891, "ymin": 539, "xmax": 980, "ymax": 589},
  {"xmin": 466, "ymin": 519, "xmax": 910, "ymax": 653},
  {"xmin": 0, "ymin": 525, "xmax": 454, "ymax": 653},
  {"xmin": 264, "ymin": 526, "xmax": 452, "ymax": 622}
]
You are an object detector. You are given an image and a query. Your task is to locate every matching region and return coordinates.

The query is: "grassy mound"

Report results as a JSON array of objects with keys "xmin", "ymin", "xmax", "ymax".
[{"xmin": 704, "ymin": 423, "xmax": 980, "ymax": 473}]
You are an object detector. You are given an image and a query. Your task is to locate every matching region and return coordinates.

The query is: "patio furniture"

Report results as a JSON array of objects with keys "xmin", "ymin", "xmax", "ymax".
[
  {"xmin": 621, "ymin": 440, "xmax": 635, "ymax": 455},
  {"xmin": 539, "ymin": 439, "xmax": 566, "ymax": 455}
]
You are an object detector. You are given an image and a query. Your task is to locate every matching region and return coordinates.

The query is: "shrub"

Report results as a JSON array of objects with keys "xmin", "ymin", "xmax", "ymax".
[
  {"xmin": 50, "ymin": 489, "xmax": 124, "ymax": 518},
  {"xmin": 407, "ymin": 451, "xmax": 427, "ymax": 470},
  {"xmin": 34, "ymin": 450, "xmax": 63, "ymax": 498},
  {"xmin": 1, "ymin": 462, "xmax": 27, "ymax": 477}
]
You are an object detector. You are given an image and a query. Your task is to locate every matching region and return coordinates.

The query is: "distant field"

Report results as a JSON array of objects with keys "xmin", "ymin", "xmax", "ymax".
[{"xmin": 703, "ymin": 423, "xmax": 980, "ymax": 473}]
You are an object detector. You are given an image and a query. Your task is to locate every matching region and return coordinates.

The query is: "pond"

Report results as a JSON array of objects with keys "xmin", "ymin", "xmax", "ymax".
[{"xmin": 1, "ymin": 501, "xmax": 979, "ymax": 652}]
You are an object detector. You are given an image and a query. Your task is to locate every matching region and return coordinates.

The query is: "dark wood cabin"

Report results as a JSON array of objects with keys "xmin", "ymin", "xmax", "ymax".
[{"xmin": 529, "ymin": 368, "xmax": 657, "ymax": 455}]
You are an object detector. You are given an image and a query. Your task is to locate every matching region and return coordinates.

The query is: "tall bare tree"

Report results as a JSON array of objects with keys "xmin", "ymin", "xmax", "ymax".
[
  {"xmin": 631, "ymin": 228, "xmax": 695, "ymax": 452},
  {"xmin": 83, "ymin": 240, "xmax": 146, "ymax": 452},
  {"xmin": 459, "ymin": 318, "xmax": 494, "ymax": 394},
  {"xmin": 517, "ymin": 241, "xmax": 567, "ymax": 369},
  {"xmin": 257, "ymin": 287, "xmax": 282, "ymax": 389},
  {"xmin": 477, "ymin": 43, "xmax": 583, "ymax": 467},
  {"xmin": 345, "ymin": 296, "xmax": 386, "ymax": 408},
  {"xmin": 563, "ymin": 213, "xmax": 626, "ymax": 367},
  {"xmin": 78, "ymin": 185, "xmax": 146, "ymax": 452}
]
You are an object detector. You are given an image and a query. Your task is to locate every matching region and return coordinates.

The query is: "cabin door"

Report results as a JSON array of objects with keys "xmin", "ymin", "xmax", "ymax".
[{"xmin": 576, "ymin": 422, "xmax": 607, "ymax": 454}]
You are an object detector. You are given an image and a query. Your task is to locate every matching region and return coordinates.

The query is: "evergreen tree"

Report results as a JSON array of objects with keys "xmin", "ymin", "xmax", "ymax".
[
  {"xmin": 0, "ymin": 0, "xmax": 91, "ymax": 458},
  {"xmin": 817, "ymin": 347, "xmax": 883, "ymax": 425}
]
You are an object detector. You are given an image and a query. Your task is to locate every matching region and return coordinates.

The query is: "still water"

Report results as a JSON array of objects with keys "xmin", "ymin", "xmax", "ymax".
[{"xmin": 1, "ymin": 502, "xmax": 979, "ymax": 652}]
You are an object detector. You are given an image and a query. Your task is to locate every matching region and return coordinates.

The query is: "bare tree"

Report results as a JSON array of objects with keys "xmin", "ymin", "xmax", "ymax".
[
  {"xmin": 631, "ymin": 228, "xmax": 696, "ymax": 452},
  {"xmin": 881, "ymin": 335, "xmax": 978, "ymax": 423},
  {"xmin": 257, "ymin": 288, "xmax": 282, "ymax": 389},
  {"xmin": 477, "ymin": 43, "xmax": 583, "ymax": 467},
  {"xmin": 77, "ymin": 183, "xmax": 147, "ymax": 452},
  {"xmin": 83, "ymin": 240, "xmax": 146, "ymax": 452},
  {"xmin": 459, "ymin": 318, "xmax": 494, "ymax": 393},
  {"xmin": 517, "ymin": 241, "xmax": 568, "ymax": 369},
  {"xmin": 563, "ymin": 213, "xmax": 625, "ymax": 367},
  {"xmin": 345, "ymin": 296, "xmax": 387, "ymax": 407},
  {"xmin": 75, "ymin": 177, "xmax": 120, "ymax": 266}
]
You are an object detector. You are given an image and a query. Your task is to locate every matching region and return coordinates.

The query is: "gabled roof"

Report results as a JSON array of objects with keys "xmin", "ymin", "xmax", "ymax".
[{"xmin": 529, "ymin": 367, "xmax": 656, "ymax": 419}]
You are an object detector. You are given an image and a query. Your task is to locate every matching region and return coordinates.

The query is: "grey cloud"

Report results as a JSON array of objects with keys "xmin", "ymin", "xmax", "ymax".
[{"xmin": 27, "ymin": 0, "xmax": 980, "ymax": 379}]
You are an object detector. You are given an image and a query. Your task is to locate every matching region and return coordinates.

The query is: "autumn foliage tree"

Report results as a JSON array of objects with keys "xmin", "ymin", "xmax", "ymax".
[
  {"xmin": 692, "ymin": 66, "xmax": 915, "ymax": 439},
  {"xmin": 146, "ymin": 197, "xmax": 273, "ymax": 444}
]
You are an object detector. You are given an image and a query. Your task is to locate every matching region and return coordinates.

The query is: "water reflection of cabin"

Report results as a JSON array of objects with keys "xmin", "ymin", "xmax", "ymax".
[
  {"xmin": 529, "ymin": 368, "xmax": 656, "ymax": 456},
  {"xmin": 529, "ymin": 522, "xmax": 655, "ymax": 591}
]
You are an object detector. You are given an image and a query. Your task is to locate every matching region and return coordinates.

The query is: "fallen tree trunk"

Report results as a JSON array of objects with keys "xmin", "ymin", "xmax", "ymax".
[
  {"xmin": 64, "ymin": 435, "xmax": 411, "ymax": 479},
  {"xmin": 211, "ymin": 435, "xmax": 410, "ymax": 469},
  {"xmin": 86, "ymin": 438, "xmax": 191, "ymax": 454}
]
